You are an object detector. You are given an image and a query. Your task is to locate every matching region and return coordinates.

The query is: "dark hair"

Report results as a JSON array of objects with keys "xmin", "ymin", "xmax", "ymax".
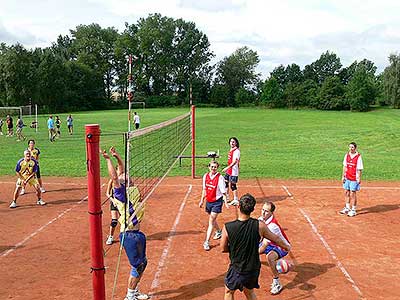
[
  {"xmin": 229, "ymin": 137, "xmax": 239, "ymax": 148},
  {"xmin": 208, "ymin": 160, "xmax": 219, "ymax": 167},
  {"xmin": 239, "ymin": 193, "xmax": 256, "ymax": 215},
  {"xmin": 349, "ymin": 142, "xmax": 357, "ymax": 148},
  {"xmin": 28, "ymin": 139, "xmax": 35, "ymax": 145},
  {"xmin": 264, "ymin": 201, "xmax": 275, "ymax": 213}
]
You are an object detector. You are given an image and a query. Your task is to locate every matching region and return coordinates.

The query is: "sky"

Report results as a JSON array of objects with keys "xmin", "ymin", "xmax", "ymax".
[{"xmin": 1, "ymin": 0, "xmax": 399, "ymax": 78}]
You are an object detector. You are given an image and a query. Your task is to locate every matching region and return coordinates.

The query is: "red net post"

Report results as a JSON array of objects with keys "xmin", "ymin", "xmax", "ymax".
[
  {"xmin": 191, "ymin": 105, "xmax": 196, "ymax": 178},
  {"xmin": 85, "ymin": 124, "xmax": 105, "ymax": 300}
]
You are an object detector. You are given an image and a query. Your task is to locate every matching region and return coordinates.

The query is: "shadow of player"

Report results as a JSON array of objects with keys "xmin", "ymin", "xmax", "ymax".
[
  {"xmin": 357, "ymin": 204, "xmax": 400, "ymax": 215},
  {"xmin": 256, "ymin": 195, "xmax": 289, "ymax": 204},
  {"xmin": 147, "ymin": 230, "xmax": 203, "ymax": 241}
]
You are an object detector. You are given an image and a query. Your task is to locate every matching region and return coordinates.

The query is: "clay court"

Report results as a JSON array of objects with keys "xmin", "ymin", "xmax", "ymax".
[{"xmin": 1, "ymin": 176, "xmax": 399, "ymax": 300}]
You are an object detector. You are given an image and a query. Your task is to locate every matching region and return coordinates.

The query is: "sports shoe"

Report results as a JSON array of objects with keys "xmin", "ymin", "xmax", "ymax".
[
  {"xmin": 229, "ymin": 199, "xmax": 239, "ymax": 206},
  {"xmin": 20, "ymin": 188, "xmax": 25, "ymax": 195},
  {"xmin": 134, "ymin": 290, "xmax": 150, "ymax": 300},
  {"xmin": 213, "ymin": 230, "xmax": 222, "ymax": 240},
  {"xmin": 106, "ymin": 235, "xmax": 114, "ymax": 245},
  {"xmin": 339, "ymin": 207, "xmax": 350, "ymax": 214},
  {"xmin": 40, "ymin": 187, "xmax": 46, "ymax": 193},
  {"xmin": 203, "ymin": 241, "xmax": 210, "ymax": 251},
  {"xmin": 37, "ymin": 199, "xmax": 47, "ymax": 206},
  {"xmin": 347, "ymin": 209, "xmax": 357, "ymax": 217},
  {"xmin": 9, "ymin": 201, "xmax": 18, "ymax": 208},
  {"xmin": 270, "ymin": 280, "xmax": 283, "ymax": 295}
]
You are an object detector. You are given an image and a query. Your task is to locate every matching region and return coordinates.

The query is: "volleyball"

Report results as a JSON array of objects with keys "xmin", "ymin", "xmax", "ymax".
[{"xmin": 276, "ymin": 259, "xmax": 290, "ymax": 274}]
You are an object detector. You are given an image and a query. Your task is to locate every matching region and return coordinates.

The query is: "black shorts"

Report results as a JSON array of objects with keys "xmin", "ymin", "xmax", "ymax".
[
  {"xmin": 224, "ymin": 174, "xmax": 238, "ymax": 184},
  {"xmin": 205, "ymin": 197, "xmax": 223, "ymax": 214},
  {"xmin": 135, "ymin": 123, "xmax": 140, "ymax": 129},
  {"xmin": 225, "ymin": 265, "xmax": 260, "ymax": 291},
  {"xmin": 110, "ymin": 199, "xmax": 118, "ymax": 211}
]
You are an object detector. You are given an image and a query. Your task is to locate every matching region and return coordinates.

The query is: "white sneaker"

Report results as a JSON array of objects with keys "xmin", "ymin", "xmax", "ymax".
[
  {"xmin": 106, "ymin": 235, "xmax": 114, "ymax": 245},
  {"xmin": 20, "ymin": 188, "xmax": 25, "ymax": 195},
  {"xmin": 213, "ymin": 230, "xmax": 222, "ymax": 240},
  {"xmin": 37, "ymin": 199, "xmax": 47, "ymax": 206},
  {"xmin": 134, "ymin": 290, "xmax": 150, "ymax": 300},
  {"xmin": 40, "ymin": 187, "xmax": 46, "ymax": 193},
  {"xmin": 270, "ymin": 280, "xmax": 283, "ymax": 295},
  {"xmin": 339, "ymin": 207, "xmax": 350, "ymax": 214},
  {"xmin": 9, "ymin": 201, "xmax": 18, "ymax": 208},
  {"xmin": 229, "ymin": 199, "xmax": 239, "ymax": 206},
  {"xmin": 347, "ymin": 209, "xmax": 357, "ymax": 217},
  {"xmin": 203, "ymin": 241, "xmax": 210, "ymax": 251}
]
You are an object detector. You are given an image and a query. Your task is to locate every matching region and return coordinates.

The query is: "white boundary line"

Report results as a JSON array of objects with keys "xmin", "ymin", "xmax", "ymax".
[
  {"xmin": 282, "ymin": 185, "xmax": 365, "ymax": 299},
  {"xmin": 150, "ymin": 184, "xmax": 192, "ymax": 291},
  {"xmin": 0, "ymin": 195, "xmax": 88, "ymax": 258}
]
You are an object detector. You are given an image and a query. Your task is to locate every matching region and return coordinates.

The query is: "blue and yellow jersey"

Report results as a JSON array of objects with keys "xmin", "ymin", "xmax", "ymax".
[
  {"xmin": 15, "ymin": 158, "xmax": 38, "ymax": 179},
  {"xmin": 113, "ymin": 185, "xmax": 144, "ymax": 232},
  {"xmin": 27, "ymin": 147, "xmax": 40, "ymax": 161}
]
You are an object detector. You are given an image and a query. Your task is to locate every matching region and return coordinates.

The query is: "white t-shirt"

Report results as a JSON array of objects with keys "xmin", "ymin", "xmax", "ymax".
[
  {"xmin": 133, "ymin": 115, "xmax": 140, "ymax": 124},
  {"xmin": 230, "ymin": 148, "xmax": 240, "ymax": 176},
  {"xmin": 202, "ymin": 172, "xmax": 227, "ymax": 199}
]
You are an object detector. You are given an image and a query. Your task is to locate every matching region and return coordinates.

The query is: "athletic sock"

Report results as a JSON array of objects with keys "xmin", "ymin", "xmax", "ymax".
[
  {"xmin": 126, "ymin": 288, "xmax": 135, "ymax": 299},
  {"xmin": 351, "ymin": 206, "xmax": 356, "ymax": 211},
  {"xmin": 345, "ymin": 203, "xmax": 350, "ymax": 209}
]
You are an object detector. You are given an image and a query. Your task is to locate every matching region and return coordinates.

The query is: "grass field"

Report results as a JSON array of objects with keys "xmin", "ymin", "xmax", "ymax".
[{"xmin": 1, "ymin": 107, "xmax": 399, "ymax": 180}]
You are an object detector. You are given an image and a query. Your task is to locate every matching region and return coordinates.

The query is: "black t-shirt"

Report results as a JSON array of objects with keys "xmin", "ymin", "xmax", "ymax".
[{"xmin": 225, "ymin": 217, "xmax": 261, "ymax": 273}]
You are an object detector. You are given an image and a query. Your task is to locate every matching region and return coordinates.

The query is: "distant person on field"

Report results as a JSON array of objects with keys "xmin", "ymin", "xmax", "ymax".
[
  {"xmin": 101, "ymin": 147, "xmax": 149, "ymax": 300},
  {"xmin": 258, "ymin": 201, "xmax": 291, "ymax": 295},
  {"xmin": 0, "ymin": 118, "xmax": 3, "ymax": 135},
  {"xmin": 221, "ymin": 193, "xmax": 291, "ymax": 300},
  {"xmin": 222, "ymin": 137, "xmax": 240, "ymax": 206},
  {"xmin": 105, "ymin": 177, "xmax": 120, "ymax": 245},
  {"xmin": 66, "ymin": 114, "xmax": 73, "ymax": 135},
  {"xmin": 47, "ymin": 115, "xmax": 56, "ymax": 142},
  {"xmin": 6, "ymin": 115, "xmax": 13, "ymax": 137},
  {"xmin": 340, "ymin": 142, "xmax": 363, "ymax": 217},
  {"xmin": 133, "ymin": 112, "xmax": 140, "ymax": 130},
  {"xmin": 16, "ymin": 116, "xmax": 26, "ymax": 141},
  {"xmin": 55, "ymin": 115, "xmax": 61, "ymax": 136},
  {"xmin": 20, "ymin": 139, "xmax": 46, "ymax": 195},
  {"xmin": 9, "ymin": 150, "xmax": 46, "ymax": 208},
  {"xmin": 199, "ymin": 160, "xmax": 229, "ymax": 251}
]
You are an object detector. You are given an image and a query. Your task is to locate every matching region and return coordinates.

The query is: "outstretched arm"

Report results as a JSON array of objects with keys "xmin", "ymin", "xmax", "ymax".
[
  {"xmin": 110, "ymin": 146, "xmax": 125, "ymax": 175},
  {"xmin": 100, "ymin": 149, "xmax": 120, "ymax": 188}
]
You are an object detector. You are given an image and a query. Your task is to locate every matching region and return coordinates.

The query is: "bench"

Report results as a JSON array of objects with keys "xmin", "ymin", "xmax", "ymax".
[{"xmin": 175, "ymin": 151, "xmax": 220, "ymax": 167}]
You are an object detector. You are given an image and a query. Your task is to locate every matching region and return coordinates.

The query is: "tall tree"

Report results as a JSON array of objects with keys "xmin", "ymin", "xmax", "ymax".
[
  {"xmin": 215, "ymin": 46, "xmax": 260, "ymax": 106},
  {"xmin": 383, "ymin": 53, "xmax": 400, "ymax": 108},
  {"xmin": 306, "ymin": 51, "xmax": 342, "ymax": 85},
  {"xmin": 316, "ymin": 76, "xmax": 347, "ymax": 110},
  {"xmin": 346, "ymin": 65, "xmax": 377, "ymax": 111}
]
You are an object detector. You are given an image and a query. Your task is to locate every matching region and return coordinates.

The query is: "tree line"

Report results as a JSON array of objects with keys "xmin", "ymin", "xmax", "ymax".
[{"xmin": 0, "ymin": 13, "xmax": 399, "ymax": 112}]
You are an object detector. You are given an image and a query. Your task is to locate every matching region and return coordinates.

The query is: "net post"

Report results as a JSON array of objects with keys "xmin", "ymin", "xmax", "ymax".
[
  {"xmin": 191, "ymin": 105, "xmax": 196, "ymax": 178},
  {"xmin": 85, "ymin": 124, "xmax": 106, "ymax": 300},
  {"xmin": 35, "ymin": 104, "xmax": 38, "ymax": 132}
]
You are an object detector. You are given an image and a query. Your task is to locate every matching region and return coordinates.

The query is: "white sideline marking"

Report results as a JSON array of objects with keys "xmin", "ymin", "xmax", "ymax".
[
  {"xmin": 150, "ymin": 185, "xmax": 192, "ymax": 291},
  {"xmin": 282, "ymin": 185, "xmax": 365, "ymax": 299}
]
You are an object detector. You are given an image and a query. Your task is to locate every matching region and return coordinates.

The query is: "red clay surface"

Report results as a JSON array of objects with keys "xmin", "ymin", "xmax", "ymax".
[{"xmin": 1, "ymin": 176, "xmax": 399, "ymax": 300}]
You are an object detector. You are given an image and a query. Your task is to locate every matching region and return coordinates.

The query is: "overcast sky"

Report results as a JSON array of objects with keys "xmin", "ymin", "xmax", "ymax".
[{"xmin": 1, "ymin": 0, "xmax": 399, "ymax": 78}]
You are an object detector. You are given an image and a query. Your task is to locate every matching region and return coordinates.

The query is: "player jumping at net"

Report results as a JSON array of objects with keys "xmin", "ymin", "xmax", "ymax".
[
  {"xmin": 101, "ymin": 147, "xmax": 149, "ymax": 300},
  {"xmin": 20, "ymin": 139, "xmax": 46, "ymax": 195},
  {"xmin": 221, "ymin": 194, "xmax": 291, "ymax": 300},
  {"xmin": 258, "ymin": 201, "xmax": 291, "ymax": 295},
  {"xmin": 222, "ymin": 137, "xmax": 240, "ymax": 206},
  {"xmin": 199, "ymin": 160, "xmax": 229, "ymax": 251},
  {"xmin": 105, "ymin": 177, "xmax": 120, "ymax": 245},
  {"xmin": 340, "ymin": 142, "xmax": 364, "ymax": 217},
  {"xmin": 9, "ymin": 150, "xmax": 46, "ymax": 208}
]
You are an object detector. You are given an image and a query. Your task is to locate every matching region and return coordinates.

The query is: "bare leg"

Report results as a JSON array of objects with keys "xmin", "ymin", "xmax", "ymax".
[
  {"xmin": 224, "ymin": 286, "xmax": 235, "ymax": 300},
  {"xmin": 243, "ymin": 288, "xmax": 257, "ymax": 300}
]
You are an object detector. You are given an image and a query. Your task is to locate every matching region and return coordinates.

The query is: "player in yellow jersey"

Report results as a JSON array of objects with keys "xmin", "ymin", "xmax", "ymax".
[
  {"xmin": 10, "ymin": 150, "xmax": 46, "ymax": 208},
  {"xmin": 20, "ymin": 139, "xmax": 46, "ymax": 195}
]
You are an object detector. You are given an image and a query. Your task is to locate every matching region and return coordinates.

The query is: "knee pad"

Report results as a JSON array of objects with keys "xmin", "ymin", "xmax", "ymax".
[
  {"xmin": 110, "ymin": 219, "xmax": 118, "ymax": 228},
  {"xmin": 230, "ymin": 182, "xmax": 237, "ymax": 191}
]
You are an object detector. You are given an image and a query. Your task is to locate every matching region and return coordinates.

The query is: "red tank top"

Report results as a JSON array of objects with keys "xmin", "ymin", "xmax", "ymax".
[
  {"xmin": 205, "ymin": 172, "xmax": 220, "ymax": 202},
  {"xmin": 266, "ymin": 216, "xmax": 290, "ymax": 247},
  {"xmin": 345, "ymin": 153, "xmax": 360, "ymax": 181}
]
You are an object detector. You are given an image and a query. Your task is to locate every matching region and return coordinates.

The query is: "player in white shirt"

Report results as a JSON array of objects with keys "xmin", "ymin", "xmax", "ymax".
[
  {"xmin": 222, "ymin": 137, "xmax": 240, "ymax": 205},
  {"xmin": 133, "ymin": 112, "xmax": 140, "ymax": 130}
]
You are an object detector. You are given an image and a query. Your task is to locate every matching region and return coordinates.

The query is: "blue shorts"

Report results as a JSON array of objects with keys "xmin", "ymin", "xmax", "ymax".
[
  {"xmin": 225, "ymin": 265, "xmax": 260, "ymax": 291},
  {"xmin": 120, "ymin": 230, "xmax": 147, "ymax": 269},
  {"xmin": 205, "ymin": 198, "xmax": 223, "ymax": 214},
  {"xmin": 343, "ymin": 179, "xmax": 360, "ymax": 191},
  {"xmin": 261, "ymin": 244, "xmax": 288, "ymax": 259},
  {"xmin": 224, "ymin": 174, "xmax": 238, "ymax": 184}
]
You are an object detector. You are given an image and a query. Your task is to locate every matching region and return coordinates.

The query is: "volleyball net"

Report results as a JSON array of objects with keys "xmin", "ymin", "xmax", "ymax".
[{"xmin": 125, "ymin": 107, "xmax": 194, "ymax": 204}]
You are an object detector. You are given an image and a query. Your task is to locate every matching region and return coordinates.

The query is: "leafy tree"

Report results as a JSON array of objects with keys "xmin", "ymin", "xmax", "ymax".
[
  {"xmin": 209, "ymin": 84, "xmax": 229, "ymax": 107},
  {"xmin": 270, "ymin": 65, "xmax": 287, "ymax": 88},
  {"xmin": 260, "ymin": 77, "xmax": 284, "ymax": 107},
  {"xmin": 306, "ymin": 51, "xmax": 342, "ymax": 85},
  {"xmin": 316, "ymin": 76, "xmax": 347, "ymax": 110},
  {"xmin": 346, "ymin": 65, "xmax": 377, "ymax": 111},
  {"xmin": 235, "ymin": 87, "xmax": 257, "ymax": 106},
  {"xmin": 383, "ymin": 53, "xmax": 400, "ymax": 108},
  {"xmin": 215, "ymin": 46, "xmax": 260, "ymax": 106}
]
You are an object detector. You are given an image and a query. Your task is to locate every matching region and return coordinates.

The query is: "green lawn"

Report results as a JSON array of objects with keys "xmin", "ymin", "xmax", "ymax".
[{"xmin": 1, "ymin": 107, "xmax": 399, "ymax": 180}]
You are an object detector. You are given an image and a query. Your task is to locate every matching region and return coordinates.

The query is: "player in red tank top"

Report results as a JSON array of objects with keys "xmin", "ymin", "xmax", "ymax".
[{"xmin": 340, "ymin": 142, "xmax": 363, "ymax": 217}]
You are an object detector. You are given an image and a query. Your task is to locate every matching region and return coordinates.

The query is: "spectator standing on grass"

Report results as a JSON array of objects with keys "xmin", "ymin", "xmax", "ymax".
[
  {"xmin": 222, "ymin": 137, "xmax": 241, "ymax": 206},
  {"xmin": 16, "ymin": 116, "xmax": 26, "ymax": 141},
  {"xmin": 198, "ymin": 160, "xmax": 229, "ymax": 251},
  {"xmin": 9, "ymin": 150, "xmax": 46, "ymax": 208},
  {"xmin": 101, "ymin": 147, "xmax": 149, "ymax": 300},
  {"xmin": 55, "ymin": 115, "xmax": 61, "ymax": 136},
  {"xmin": 133, "ymin": 112, "xmax": 140, "ymax": 130},
  {"xmin": 340, "ymin": 142, "xmax": 363, "ymax": 217},
  {"xmin": 6, "ymin": 115, "xmax": 13, "ymax": 137},
  {"xmin": 66, "ymin": 114, "xmax": 73, "ymax": 135},
  {"xmin": 258, "ymin": 201, "xmax": 291, "ymax": 295},
  {"xmin": 221, "ymin": 193, "xmax": 291, "ymax": 300},
  {"xmin": 20, "ymin": 139, "xmax": 46, "ymax": 195},
  {"xmin": 47, "ymin": 115, "xmax": 56, "ymax": 142}
]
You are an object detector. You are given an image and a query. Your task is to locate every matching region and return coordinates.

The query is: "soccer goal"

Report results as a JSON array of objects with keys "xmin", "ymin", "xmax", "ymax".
[
  {"xmin": 130, "ymin": 101, "xmax": 145, "ymax": 110},
  {"xmin": 0, "ymin": 105, "xmax": 39, "ymax": 132},
  {"xmin": 0, "ymin": 106, "xmax": 22, "ymax": 119}
]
